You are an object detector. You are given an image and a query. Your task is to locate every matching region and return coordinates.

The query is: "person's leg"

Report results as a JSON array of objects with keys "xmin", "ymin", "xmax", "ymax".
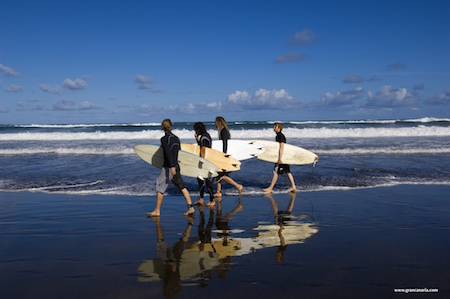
[
  {"xmin": 287, "ymin": 173, "xmax": 296, "ymax": 193},
  {"xmin": 263, "ymin": 171, "xmax": 278, "ymax": 193},
  {"xmin": 205, "ymin": 179, "xmax": 215, "ymax": 208},
  {"xmin": 194, "ymin": 177, "xmax": 205, "ymax": 205},
  {"xmin": 287, "ymin": 192, "xmax": 296, "ymax": 213},
  {"xmin": 181, "ymin": 188, "xmax": 195, "ymax": 215},
  {"xmin": 222, "ymin": 176, "xmax": 243, "ymax": 195},
  {"xmin": 147, "ymin": 192, "xmax": 164, "ymax": 217},
  {"xmin": 215, "ymin": 180, "xmax": 223, "ymax": 199}
]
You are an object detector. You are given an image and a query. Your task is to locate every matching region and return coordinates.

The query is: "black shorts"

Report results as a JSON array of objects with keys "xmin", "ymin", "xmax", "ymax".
[
  {"xmin": 171, "ymin": 171, "xmax": 186, "ymax": 191},
  {"xmin": 274, "ymin": 163, "xmax": 291, "ymax": 175}
]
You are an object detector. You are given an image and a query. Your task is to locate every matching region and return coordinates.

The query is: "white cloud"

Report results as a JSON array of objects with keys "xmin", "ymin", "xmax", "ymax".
[
  {"xmin": 51, "ymin": 99, "xmax": 97, "ymax": 111},
  {"xmin": 343, "ymin": 75, "xmax": 364, "ymax": 84},
  {"xmin": 0, "ymin": 64, "xmax": 19, "ymax": 77},
  {"xmin": 135, "ymin": 74, "xmax": 162, "ymax": 92},
  {"xmin": 40, "ymin": 84, "xmax": 62, "ymax": 95},
  {"xmin": 4, "ymin": 84, "xmax": 22, "ymax": 93},
  {"xmin": 386, "ymin": 62, "xmax": 406, "ymax": 71},
  {"xmin": 274, "ymin": 52, "xmax": 307, "ymax": 64},
  {"xmin": 63, "ymin": 78, "xmax": 88, "ymax": 90},
  {"xmin": 426, "ymin": 89, "xmax": 450, "ymax": 105},
  {"xmin": 207, "ymin": 101, "xmax": 222, "ymax": 109},
  {"xmin": 321, "ymin": 87, "xmax": 364, "ymax": 106},
  {"xmin": 168, "ymin": 103, "xmax": 207, "ymax": 114},
  {"xmin": 227, "ymin": 90, "xmax": 251, "ymax": 104},
  {"xmin": 288, "ymin": 29, "xmax": 315, "ymax": 46},
  {"xmin": 364, "ymin": 85, "xmax": 418, "ymax": 108},
  {"xmin": 226, "ymin": 88, "xmax": 297, "ymax": 110}
]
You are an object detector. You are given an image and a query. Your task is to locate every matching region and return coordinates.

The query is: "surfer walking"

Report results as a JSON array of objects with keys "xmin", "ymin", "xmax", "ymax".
[
  {"xmin": 193, "ymin": 122, "xmax": 216, "ymax": 207},
  {"xmin": 263, "ymin": 122, "xmax": 297, "ymax": 193},
  {"xmin": 214, "ymin": 116, "xmax": 243, "ymax": 199},
  {"xmin": 147, "ymin": 119, "xmax": 195, "ymax": 217}
]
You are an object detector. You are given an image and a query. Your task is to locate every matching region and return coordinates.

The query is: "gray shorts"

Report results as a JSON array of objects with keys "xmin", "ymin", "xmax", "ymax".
[{"xmin": 156, "ymin": 166, "xmax": 185, "ymax": 193}]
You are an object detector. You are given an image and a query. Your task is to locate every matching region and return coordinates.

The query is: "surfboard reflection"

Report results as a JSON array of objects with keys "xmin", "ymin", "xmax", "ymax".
[{"xmin": 138, "ymin": 194, "xmax": 318, "ymax": 289}]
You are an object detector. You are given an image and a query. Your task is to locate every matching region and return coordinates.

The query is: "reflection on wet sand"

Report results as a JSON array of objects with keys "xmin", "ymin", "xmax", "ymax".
[
  {"xmin": 232, "ymin": 193, "xmax": 318, "ymax": 260},
  {"xmin": 138, "ymin": 193, "xmax": 318, "ymax": 288}
]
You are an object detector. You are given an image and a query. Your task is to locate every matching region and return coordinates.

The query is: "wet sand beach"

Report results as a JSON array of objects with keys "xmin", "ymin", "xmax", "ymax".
[{"xmin": 1, "ymin": 185, "xmax": 449, "ymax": 298}]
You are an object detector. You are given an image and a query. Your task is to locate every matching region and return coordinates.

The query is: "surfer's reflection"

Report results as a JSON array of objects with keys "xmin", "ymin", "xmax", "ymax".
[
  {"xmin": 236, "ymin": 192, "xmax": 318, "ymax": 260},
  {"xmin": 265, "ymin": 193, "xmax": 296, "ymax": 263},
  {"xmin": 138, "ymin": 217, "xmax": 195, "ymax": 298},
  {"xmin": 138, "ymin": 195, "xmax": 317, "ymax": 291},
  {"xmin": 214, "ymin": 199, "xmax": 243, "ymax": 278}
]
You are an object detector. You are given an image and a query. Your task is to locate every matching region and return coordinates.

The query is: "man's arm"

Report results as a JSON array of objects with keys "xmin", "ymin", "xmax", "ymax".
[{"xmin": 278, "ymin": 142, "xmax": 285, "ymax": 164}]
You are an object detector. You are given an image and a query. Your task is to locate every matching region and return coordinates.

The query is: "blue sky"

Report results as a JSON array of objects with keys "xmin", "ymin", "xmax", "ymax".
[{"xmin": 1, "ymin": 0, "xmax": 449, "ymax": 124}]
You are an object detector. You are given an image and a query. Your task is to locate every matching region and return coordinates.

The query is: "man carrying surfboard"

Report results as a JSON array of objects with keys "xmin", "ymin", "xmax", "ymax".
[
  {"xmin": 193, "ymin": 122, "xmax": 215, "ymax": 207},
  {"xmin": 263, "ymin": 122, "xmax": 297, "ymax": 193},
  {"xmin": 214, "ymin": 116, "xmax": 243, "ymax": 198},
  {"xmin": 147, "ymin": 119, "xmax": 195, "ymax": 217}
]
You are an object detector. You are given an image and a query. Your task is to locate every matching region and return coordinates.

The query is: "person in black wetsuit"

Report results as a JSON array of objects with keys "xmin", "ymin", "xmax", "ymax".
[
  {"xmin": 192, "ymin": 122, "xmax": 215, "ymax": 207},
  {"xmin": 263, "ymin": 122, "xmax": 296, "ymax": 193},
  {"xmin": 147, "ymin": 118, "xmax": 195, "ymax": 217},
  {"xmin": 214, "ymin": 116, "xmax": 243, "ymax": 199}
]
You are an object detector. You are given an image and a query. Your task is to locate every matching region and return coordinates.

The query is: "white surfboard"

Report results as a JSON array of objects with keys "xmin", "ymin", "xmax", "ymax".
[
  {"xmin": 250, "ymin": 140, "xmax": 318, "ymax": 165},
  {"xmin": 134, "ymin": 144, "xmax": 219, "ymax": 179},
  {"xmin": 211, "ymin": 140, "xmax": 265, "ymax": 161}
]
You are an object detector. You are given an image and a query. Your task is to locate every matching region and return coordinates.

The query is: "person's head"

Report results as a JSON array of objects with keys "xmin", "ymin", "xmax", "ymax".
[
  {"xmin": 273, "ymin": 122, "xmax": 283, "ymax": 133},
  {"xmin": 161, "ymin": 118, "xmax": 172, "ymax": 132},
  {"xmin": 215, "ymin": 116, "xmax": 230, "ymax": 139},
  {"xmin": 193, "ymin": 122, "xmax": 206, "ymax": 135}
]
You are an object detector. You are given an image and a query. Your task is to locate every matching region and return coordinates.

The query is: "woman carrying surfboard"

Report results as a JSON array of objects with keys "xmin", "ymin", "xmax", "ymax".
[
  {"xmin": 193, "ymin": 122, "xmax": 215, "ymax": 207},
  {"xmin": 214, "ymin": 116, "xmax": 243, "ymax": 198},
  {"xmin": 263, "ymin": 122, "xmax": 297, "ymax": 193}
]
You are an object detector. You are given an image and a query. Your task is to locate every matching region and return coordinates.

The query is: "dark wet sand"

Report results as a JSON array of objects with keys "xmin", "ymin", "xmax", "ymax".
[{"xmin": 1, "ymin": 185, "xmax": 449, "ymax": 298}]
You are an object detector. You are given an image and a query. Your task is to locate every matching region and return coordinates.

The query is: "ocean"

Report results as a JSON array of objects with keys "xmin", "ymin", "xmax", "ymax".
[{"xmin": 1, "ymin": 117, "xmax": 449, "ymax": 196}]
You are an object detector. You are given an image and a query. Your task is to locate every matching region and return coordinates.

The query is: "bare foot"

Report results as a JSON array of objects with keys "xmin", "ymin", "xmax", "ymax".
[
  {"xmin": 147, "ymin": 211, "xmax": 160, "ymax": 217},
  {"xmin": 205, "ymin": 201, "xmax": 215, "ymax": 208},
  {"xmin": 235, "ymin": 199, "xmax": 243, "ymax": 212},
  {"xmin": 288, "ymin": 187, "xmax": 297, "ymax": 193},
  {"xmin": 194, "ymin": 198, "xmax": 204, "ymax": 205},
  {"xmin": 214, "ymin": 192, "xmax": 222, "ymax": 200},
  {"xmin": 237, "ymin": 184, "xmax": 243, "ymax": 195},
  {"xmin": 184, "ymin": 207, "xmax": 195, "ymax": 216},
  {"xmin": 263, "ymin": 188, "xmax": 272, "ymax": 193}
]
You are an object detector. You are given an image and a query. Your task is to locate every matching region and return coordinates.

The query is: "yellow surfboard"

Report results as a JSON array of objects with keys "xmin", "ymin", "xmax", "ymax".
[{"xmin": 181, "ymin": 143, "xmax": 241, "ymax": 172}]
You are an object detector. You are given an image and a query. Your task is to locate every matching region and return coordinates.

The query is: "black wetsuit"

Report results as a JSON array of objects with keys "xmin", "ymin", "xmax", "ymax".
[
  {"xmin": 160, "ymin": 131, "xmax": 184, "ymax": 190},
  {"xmin": 219, "ymin": 128, "xmax": 230, "ymax": 153},
  {"xmin": 197, "ymin": 132, "xmax": 214, "ymax": 201},
  {"xmin": 217, "ymin": 128, "xmax": 231, "ymax": 179},
  {"xmin": 274, "ymin": 131, "xmax": 291, "ymax": 174}
]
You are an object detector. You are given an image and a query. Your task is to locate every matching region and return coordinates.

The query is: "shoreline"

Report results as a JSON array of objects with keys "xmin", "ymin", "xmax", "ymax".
[
  {"xmin": 1, "ymin": 184, "xmax": 449, "ymax": 298},
  {"xmin": 1, "ymin": 181, "xmax": 449, "ymax": 198}
]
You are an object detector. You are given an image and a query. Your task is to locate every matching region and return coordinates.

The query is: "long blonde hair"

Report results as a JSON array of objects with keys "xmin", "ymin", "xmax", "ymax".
[{"xmin": 215, "ymin": 116, "xmax": 230, "ymax": 139}]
